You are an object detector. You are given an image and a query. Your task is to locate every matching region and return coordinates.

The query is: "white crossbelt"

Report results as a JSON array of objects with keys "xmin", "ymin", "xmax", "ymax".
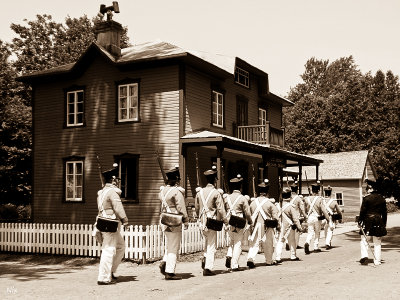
[
  {"xmin": 325, "ymin": 198, "xmax": 335, "ymax": 215},
  {"xmin": 279, "ymin": 202, "xmax": 293, "ymax": 225},
  {"xmin": 160, "ymin": 187, "xmax": 175, "ymax": 213},
  {"xmin": 199, "ymin": 188, "xmax": 217, "ymax": 223},
  {"xmin": 306, "ymin": 196, "xmax": 320, "ymax": 218},
  {"xmin": 226, "ymin": 195, "xmax": 243, "ymax": 218},
  {"xmin": 249, "ymin": 198, "xmax": 269, "ymax": 242}
]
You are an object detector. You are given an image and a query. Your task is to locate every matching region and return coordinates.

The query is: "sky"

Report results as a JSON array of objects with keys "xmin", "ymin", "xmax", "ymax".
[{"xmin": 1, "ymin": 0, "xmax": 399, "ymax": 97}]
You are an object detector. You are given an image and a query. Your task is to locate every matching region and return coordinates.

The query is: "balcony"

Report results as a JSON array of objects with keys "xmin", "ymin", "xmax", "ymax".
[{"xmin": 236, "ymin": 122, "xmax": 285, "ymax": 147}]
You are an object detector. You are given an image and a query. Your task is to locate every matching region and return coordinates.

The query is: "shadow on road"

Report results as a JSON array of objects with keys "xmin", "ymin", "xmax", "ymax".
[
  {"xmin": 117, "ymin": 275, "xmax": 137, "ymax": 282},
  {"xmin": 342, "ymin": 226, "xmax": 400, "ymax": 253},
  {"xmin": 0, "ymin": 263, "xmax": 75, "ymax": 281}
]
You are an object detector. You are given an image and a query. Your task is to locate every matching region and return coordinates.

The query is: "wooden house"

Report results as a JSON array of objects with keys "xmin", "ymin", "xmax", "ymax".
[
  {"xmin": 19, "ymin": 19, "xmax": 322, "ymax": 225},
  {"xmin": 285, "ymin": 150, "xmax": 377, "ymax": 222}
]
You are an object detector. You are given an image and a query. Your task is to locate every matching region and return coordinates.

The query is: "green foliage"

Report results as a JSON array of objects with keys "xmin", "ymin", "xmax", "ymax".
[{"xmin": 285, "ymin": 56, "xmax": 400, "ymax": 198}]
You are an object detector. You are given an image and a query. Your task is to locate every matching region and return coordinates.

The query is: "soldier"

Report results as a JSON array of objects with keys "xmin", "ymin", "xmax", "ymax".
[
  {"xmin": 290, "ymin": 181, "xmax": 306, "ymax": 249},
  {"xmin": 97, "ymin": 165, "xmax": 129, "ymax": 285},
  {"xmin": 159, "ymin": 166, "xmax": 189, "ymax": 280},
  {"xmin": 195, "ymin": 167, "xmax": 228, "ymax": 276},
  {"xmin": 275, "ymin": 187, "xmax": 303, "ymax": 263},
  {"xmin": 322, "ymin": 186, "xmax": 342, "ymax": 250},
  {"xmin": 303, "ymin": 182, "xmax": 331, "ymax": 254},
  {"xmin": 358, "ymin": 179, "xmax": 387, "ymax": 266},
  {"xmin": 247, "ymin": 179, "xmax": 280, "ymax": 267},
  {"xmin": 224, "ymin": 174, "xmax": 253, "ymax": 271}
]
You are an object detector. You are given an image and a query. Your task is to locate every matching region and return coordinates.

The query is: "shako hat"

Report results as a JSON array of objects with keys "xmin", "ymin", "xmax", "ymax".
[
  {"xmin": 311, "ymin": 181, "xmax": 321, "ymax": 193},
  {"xmin": 166, "ymin": 165, "xmax": 180, "ymax": 180},
  {"xmin": 204, "ymin": 165, "xmax": 217, "ymax": 177},
  {"xmin": 282, "ymin": 187, "xmax": 292, "ymax": 200},
  {"xmin": 258, "ymin": 179, "xmax": 270, "ymax": 188},
  {"xmin": 258, "ymin": 179, "xmax": 270, "ymax": 193},
  {"xmin": 102, "ymin": 163, "xmax": 119, "ymax": 181},
  {"xmin": 324, "ymin": 185, "xmax": 332, "ymax": 196},
  {"xmin": 230, "ymin": 174, "xmax": 243, "ymax": 183},
  {"xmin": 290, "ymin": 181, "xmax": 298, "ymax": 193}
]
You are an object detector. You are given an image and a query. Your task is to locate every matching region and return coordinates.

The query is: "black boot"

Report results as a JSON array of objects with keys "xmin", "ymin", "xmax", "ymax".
[
  {"xmin": 225, "ymin": 256, "xmax": 232, "ymax": 269},
  {"xmin": 159, "ymin": 261, "xmax": 166, "ymax": 275},
  {"xmin": 304, "ymin": 243, "xmax": 310, "ymax": 255},
  {"xmin": 247, "ymin": 261, "xmax": 256, "ymax": 269},
  {"xmin": 203, "ymin": 269, "xmax": 216, "ymax": 276},
  {"xmin": 165, "ymin": 273, "xmax": 182, "ymax": 280},
  {"xmin": 201, "ymin": 257, "xmax": 206, "ymax": 269}
]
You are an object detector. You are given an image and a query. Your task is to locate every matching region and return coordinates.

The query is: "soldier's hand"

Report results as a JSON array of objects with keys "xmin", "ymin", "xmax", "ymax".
[{"xmin": 183, "ymin": 224, "xmax": 189, "ymax": 230}]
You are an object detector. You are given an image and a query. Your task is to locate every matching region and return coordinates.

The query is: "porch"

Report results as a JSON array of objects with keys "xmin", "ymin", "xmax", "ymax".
[{"xmin": 236, "ymin": 122, "xmax": 285, "ymax": 147}]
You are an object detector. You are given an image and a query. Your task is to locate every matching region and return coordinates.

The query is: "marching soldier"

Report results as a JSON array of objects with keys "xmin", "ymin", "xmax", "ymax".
[
  {"xmin": 358, "ymin": 179, "xmax": 387, "ymax": 266},
  {"xmin": 195, "ymin": 167, "xmax": 228, "ymax": 276},
  {"xmin": 304, "ymin": 182, "xmax": 331, "ymax": 254},
  {"xmin": 159, "ymin": 166, "xmax": 189, "ymax": 280},
  {"xmin": 322, "ymin": 186, "xmax": 342, "ymax": 250},
  {"xmin": 97, "ymin": 165, "xmax": 128, "ymax": 285},
  {"xmin": 290, "ymin": 182, "xmax": 306, "ymax": 249},
  {"xmin": 275, "ymin": 187, "xmax": 303, "ymax": 263},
  {"xmin": 224, "ymin": 174, "xmax": 253, "ymax": 271},
  {"xmin": 247, "ymin": 179, "xmax": 280, "ymax": 267}
]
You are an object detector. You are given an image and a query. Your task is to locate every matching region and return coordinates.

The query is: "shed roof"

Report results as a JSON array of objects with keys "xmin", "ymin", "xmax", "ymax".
[{"xmin": 286, "ymin": 150, "xmax": 373, "ymax": 180}]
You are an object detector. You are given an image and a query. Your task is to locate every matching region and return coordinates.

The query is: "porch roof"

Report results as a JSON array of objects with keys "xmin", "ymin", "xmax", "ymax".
[{"xmin": 180, "ymin": 131, "xmax": 322, "ymax": 167}]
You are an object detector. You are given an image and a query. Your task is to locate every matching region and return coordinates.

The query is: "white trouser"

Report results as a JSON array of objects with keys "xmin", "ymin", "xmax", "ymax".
[
  {"xmin": 203, "ymin": 229, "xmax": 217, "ymax": 270},
  {"xmin": 276, "ymin": 222, "xmax": 297, "ymax": 260},
  {"xmin": 162, "ymin": 229, "xmax": 182, "ymax": 273},
  {"xmin": 305, "ymin": 215, "xmax": 322, "ymax": 250},
  {"xmin": 226, "ymin": 228, "xmax": 244, "ymax": 269},
  {"xmin": 360, "ymin": 235, "xmax": 382, "ymax": 265},
  {"xmin": 98, "ymin": 227, "xmax": 125, "ymax": 282},
  {"xmin": 247, "ymin": 227, "xmax": 276, "ymax": 264},
  {"xmin": 324, "ymin": 221, "xmax": 336, "ymax": 246}
]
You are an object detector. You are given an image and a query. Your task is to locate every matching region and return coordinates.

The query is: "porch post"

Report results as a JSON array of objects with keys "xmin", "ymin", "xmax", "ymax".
[
  {"xmin": 316, "ymin": 164, "xmax": 320, "ymax": 182},
  {"xmin": 216, "ymin": 145, "xmax": 224, "ymax": 189},
  {"xmin": 180, "ymin": 144, "xmax": 186, "ymax": 190}
]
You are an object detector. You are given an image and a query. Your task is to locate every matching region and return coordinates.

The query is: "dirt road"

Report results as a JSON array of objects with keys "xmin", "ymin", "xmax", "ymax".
[{"xmin": 1, "ymin": 214, "xmax": 399, "ymax": 300}]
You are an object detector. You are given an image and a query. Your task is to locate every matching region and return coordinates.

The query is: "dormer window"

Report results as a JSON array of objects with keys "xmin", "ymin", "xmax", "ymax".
[{"xmin": 235, "ymin": 67, "xmax": 249, "ymax": 88}]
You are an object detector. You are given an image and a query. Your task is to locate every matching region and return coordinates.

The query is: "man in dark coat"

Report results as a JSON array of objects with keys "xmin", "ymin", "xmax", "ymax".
[{"xmin": 358, "ymin": 179, "xmax": 387, "ymax": 266}]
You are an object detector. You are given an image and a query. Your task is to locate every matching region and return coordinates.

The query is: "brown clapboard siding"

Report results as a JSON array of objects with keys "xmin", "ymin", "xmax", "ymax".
[{"xmin": 32, "ymin": 53, "xmax": 181, "ymax": 224}]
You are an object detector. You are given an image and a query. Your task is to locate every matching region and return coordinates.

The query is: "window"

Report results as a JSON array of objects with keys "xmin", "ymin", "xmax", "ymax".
[
  {"xmin": 212, "ymin": 91, "xmax": 224, "ymax": 127},
  {"xmin": 335, "ymin": 192, "xmax": 344, "ymax": 206},
  {"xmin": 66, "ymin": 90, "xmax": 84, "ymax": 126},
  {"xmin": 116, "ymin": 154, "xmax": 139, "ymax": 202},
  {"xmin": 118, "ymin": 83, "xmax": 139, "ymax": 122},
  {"xmin": 234, "ymin": 67, "xmax": 249, "ymax": 88},
  {"xmin": 65, "ymin": 160, "xmax": 83, "ymax": 202},
  {"xmin": 258, "ymin": 108, "xmax": 267, "ymax": 125}
]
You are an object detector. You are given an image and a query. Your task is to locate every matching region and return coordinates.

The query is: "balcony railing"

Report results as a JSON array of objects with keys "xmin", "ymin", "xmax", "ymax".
[{"xmin": 236, "ymin": 122, "xmax": 285, "ymax": 147}]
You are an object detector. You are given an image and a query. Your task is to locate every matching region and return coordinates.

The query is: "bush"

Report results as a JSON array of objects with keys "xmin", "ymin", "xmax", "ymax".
[
  {"xmin": 386, "ymin": 198, "xmax": 399, "ymax": 213},
  {"xmin": 0, "ymin": 203, "xmax": 31, "ymax": 221}
]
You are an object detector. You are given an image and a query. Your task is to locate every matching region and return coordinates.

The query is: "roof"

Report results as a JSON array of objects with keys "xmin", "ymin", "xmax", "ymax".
[
  {"xmin": 286, "ymin": 150, "xmax": 373, "ymax": 180},
  {"xmin": 180, "ymin": 130, "xmax": 322, "ymax": 166},
  {"xmin": 18, "ymin": 40, "xmax": 292, "ymax": 106}
]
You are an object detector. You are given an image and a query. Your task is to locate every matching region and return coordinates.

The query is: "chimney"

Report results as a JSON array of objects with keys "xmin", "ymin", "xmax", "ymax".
[{"xmin": 95, "ymin": 20, "xmax": 123, "ymax": 58}]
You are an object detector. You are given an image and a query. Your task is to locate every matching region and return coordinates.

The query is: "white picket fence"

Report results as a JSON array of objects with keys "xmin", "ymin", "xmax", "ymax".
[{"xmin": 0, "ymin": 222, "xmax": 231, "ymax": 261}]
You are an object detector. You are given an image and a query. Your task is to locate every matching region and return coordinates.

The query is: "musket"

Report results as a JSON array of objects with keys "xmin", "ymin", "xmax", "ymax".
[
  {"xmin": 155, "ymin": 150, "xmax": 167, "ymax": 184},
  {"xmin": 304, "ymin": 170, "xmax": 312, "ymax": 195},
  {"xmin": 251, "ymin": 163, "xmax": 257, "ymax": 198},
  {"xmin": 95, "ymin": 153, "xmax": 105, "ymax": 188},
  {"xmin": 195, "ymin": 152, "xmax": 201, "ymax": 187}
]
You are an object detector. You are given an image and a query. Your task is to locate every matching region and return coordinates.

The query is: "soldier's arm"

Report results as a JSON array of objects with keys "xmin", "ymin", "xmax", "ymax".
[
  {"xmin": 319, "ymin": 198, "xmax": 330, "ymax": 221},
  {"xmin": 243, "ymin": 196, "xmax": 253, "ymax": 224},
  {"xmin": 109, "ymin": 190, "xmax": 128, "ymax": 225},
  {"xmin": 194, "ymin": 191, "xmax": 200, "ymax": 217},
  {"xmin": 381, "ymin": 196, "xmax": 387, "ymax": 226},
  {"xmin": 359, "ymin": 197, "xmax": 367, "ymax": 223},
  {"xmin": 299, "ymin": 197, "xmax": 307, "ymax": 218},
  {"xmin": 174, "ymin": 189, "xmax": 189, "ymax": 225},
  {"xmin": 291, "ymin": 207, "xmax": 302, "ymax": 231},
  {"xmin": 215, "ymin": 192, "xmax": 228, "ymax": 224}
]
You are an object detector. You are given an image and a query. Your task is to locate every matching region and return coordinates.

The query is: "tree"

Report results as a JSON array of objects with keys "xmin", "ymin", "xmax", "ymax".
[
  {"xmin": 285, "ymin": 56, "xmax": 400, "ymax": 198},
  {"xmin": 1, "ymin": 14, "xmax": 130, "ymax": 205}
]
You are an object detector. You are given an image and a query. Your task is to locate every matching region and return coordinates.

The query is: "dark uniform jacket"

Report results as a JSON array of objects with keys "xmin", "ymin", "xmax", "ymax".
[{"xmin": 359, "ymin": 192, "xmax": 387, "ymax": 237}]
